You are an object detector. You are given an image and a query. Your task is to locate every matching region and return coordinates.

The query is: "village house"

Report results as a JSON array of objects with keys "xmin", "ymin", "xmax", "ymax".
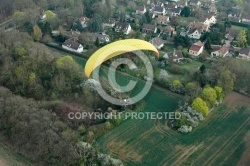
[
  {"xmin": 189, "ymin": 0, "xmax": 201, "ymax": 6},
  {"xmin": 92, "ymin": 33, "xmax": 110, "ymax": 43},
  {"xmin": 238, "ymin": 48, "xmax": 250, "ymax": 60},
  {"xmin": 228, "ymin": 10, "xmax": 241, "ymax": 18},
  {"xmin": 103, "ymin": 18, "xmax": 116, "ymax": 28},
  {"xmin": 39, "ymin": 9, "xmax": 46, "ymax": 20},
  {"xmin": 166, "ymin": 3, "xmax": 177, "ymax": 10},
  {"xmin": 189, "ymin": 5, "xmax": 199, "ymax": 13},
  {"xmin": 136, "ymin": 5, "xmax": 146, "ymax": 15},
  {"xmin": 150, "ymin": 37, "xmax": 164, "ymax": 49},
  {"xmin": 176, "ymin": 0, "xmax": 188, "ymax": 8},
  {"xmin": 79, "ymin": 17, "xmax": 89, "ymax": 28},
  {"xmin": 62, "ymin": 38, "xmax": 84, "ymax": 53},
  {"xmin": 164, "ymin": 50, "xmax": 184, "ymax": 63},
  {"xmin": 209, "ymin": 2, "xmax": 217, "ymax": 13},
  {"xmin": 154, "ymin": 6, "xmax": 166, "ymax": 15},
  {"xmin": 157, "ymin": 15, "xmax": 169, "ymax": 25},
  {"xmin": 164, "ymin": 25, "xmax": 176, "ymax": 34},
  {"xmin": 201, "ymin": 1, "xmax": 211, "ymax": 8},
  {"xmin": 171, "ymin": 8, "xmax": 182, "ymax": 16},
  {"xmin": 189, "ymin": 41, "xmax": 204, "ymax": 56},
  {"xmin": 189, "ymin": 21, "xmax": 209, "ymax": 32},
  {"xmin": 241, "ymin": 14, "xmax": 250, "ymax": 23},
  {"xmin": 61, "ymin": 30, "xmax": 81, "ymax": 39},
  {"xmin": 188, "ymin": 28, "xmax": 202, "ymax": 39},
  {"xmin": 198, "ymin": 13, "xmax": 216, "ymax": 26},
  {"xmin": 142, "ymin": 24, "xmax": 157, "ymax": 33},
  {"xmin": 115, "ymin": 23, "xmax": 132, "ymax": 35},
  {"xmin": 211, "ymin": 45, "xmax": 229, "ymax": 58},
  {"xmin": 153, "ymin": 2, "xmax": 164, "ymax": 7}
]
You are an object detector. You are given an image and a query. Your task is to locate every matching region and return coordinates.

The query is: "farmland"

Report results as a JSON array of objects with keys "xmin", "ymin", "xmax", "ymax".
[
  {"xmin": 95, "ymin": 92, "xmax": 250, "ymax": 166},
  {"xmin": 49, "ymin": 47, "xmax": 250, "ymax": 166}
]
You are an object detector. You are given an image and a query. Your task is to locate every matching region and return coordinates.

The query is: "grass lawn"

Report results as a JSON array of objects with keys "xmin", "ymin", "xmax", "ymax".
[
  {"xmin": 161, "ymin": 44, "xmax": 175, "ymax": 53},
  {"xmin": 231, "ymin": 25, "xmax": 246, "ymax": 30},
  {"xmin": 178, "ymin": 59, "xmax": 203, "ymax": 71}
]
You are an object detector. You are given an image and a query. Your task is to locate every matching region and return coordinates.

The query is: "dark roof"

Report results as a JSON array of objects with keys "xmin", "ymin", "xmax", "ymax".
[
  {"xmin": 154, "ymin": 6, "xmax": 164, "ymax": 12},
  {"xmin": 171, "ymin": 8, "xmax": 181, "ymax": 14},
  {"xmin": 62, "ymin": 39, "xmax": 81, "ymax": 50},
  {"xmin": 137, "ymin": 5, "xmax": 145, "ymax": 11},
  {"xmin": 105, "ymin": 18, "xmax": 115, "ymax": 24},
  {"xmin": 206, "ymin": 12, "xmax": 214, "ymax": 19},
  {"xmin": 151, "ymin": 37, "xmax": 164, "ymax": 47},
  {"xmin": 167, "ymin": 3, "xmax": 176, "ymax": 9},
  {"xmin": 188, "ymin": 28, "xmax": 200, "ymax": 35},
  {"xmin": 154, "ymin": 2, "xmax": 163, "ymax": 6},
  {"xmin": 198, "ymin": 17, "xmax": 207, "ymax": 23},
  {"xmin": 115, "ymin": 23, "xmax": 129, "ymax": 30},
  {"xmin": 168, "ymin": 50, "xmax": 183, "ymax": 59},
  {"xmin": 143, "ymin": 24, "xmax": 156, "ymax": 31},
  {"xmin": 239, "ymin": 48, "xmax": 250, "ymax": 55}
]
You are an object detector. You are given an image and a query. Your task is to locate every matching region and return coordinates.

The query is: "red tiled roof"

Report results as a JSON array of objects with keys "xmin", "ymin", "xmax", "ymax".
[{"xmin": 190, "ymin": 45, "xmax": 202, "ymax": 52}]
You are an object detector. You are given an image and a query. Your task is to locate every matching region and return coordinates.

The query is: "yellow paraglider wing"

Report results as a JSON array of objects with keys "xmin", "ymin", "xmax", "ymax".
[{"xmin": 84, "ymin": 39, "xmax": 159, "ymax": 78}]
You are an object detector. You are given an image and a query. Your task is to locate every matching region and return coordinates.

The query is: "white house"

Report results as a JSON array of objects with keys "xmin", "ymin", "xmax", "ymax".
[
  {"xmin": 189, "ymin": 41, "xmax": 204, "ymax": 56},
  {"xmin": 62, "ymin": 39, "xmax": 84, "ymax": 53},
  {"xmin": 150, "ymin": 37, "xmax": 164, "ymax": 49},
  {"xmin": 171, "ymin": 8, "xmax": 182, "ymax": 16},
  {"xmin": 210, "ymin": 45, "xmax": 229, "ymax": 58},
  {"xmin": 136, "ymin": 5, "xmax": 146, "ymax": 15},
  {"xmin": 164, "ymin": 50, "xmax": 184, "ymax": 63},
  {"xmin": 238, "ymin": 48, "xmax": 250, "ymax": 60},
  {"xmin": 199, "ymin": 14, "xmax": 216, "ymax": 25},
  {"xmin": 79, "ymin": 17, "xmax": 88, "ymax": 28},
  {"xmin": 115, "ymin": 23, "xmax": 132, "ymax": 35},
  {"xmin": 188, "ymin": 28, "xmax": 202, "ymax": 39}
]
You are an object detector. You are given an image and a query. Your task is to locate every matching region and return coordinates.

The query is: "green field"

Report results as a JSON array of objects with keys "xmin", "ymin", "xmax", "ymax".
[
  {"xmin": 95, "ymin": 92, "xmax": 250, "ymax": 166},
  {"xmin": 49, "ymin": 46, "xmax": 250, "ymax": 166}
]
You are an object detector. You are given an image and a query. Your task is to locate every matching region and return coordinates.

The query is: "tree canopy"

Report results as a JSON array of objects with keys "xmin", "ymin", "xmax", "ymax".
[{"xmin": 191, "ymin": 97, "xmax": 209, "ymax": 116}]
